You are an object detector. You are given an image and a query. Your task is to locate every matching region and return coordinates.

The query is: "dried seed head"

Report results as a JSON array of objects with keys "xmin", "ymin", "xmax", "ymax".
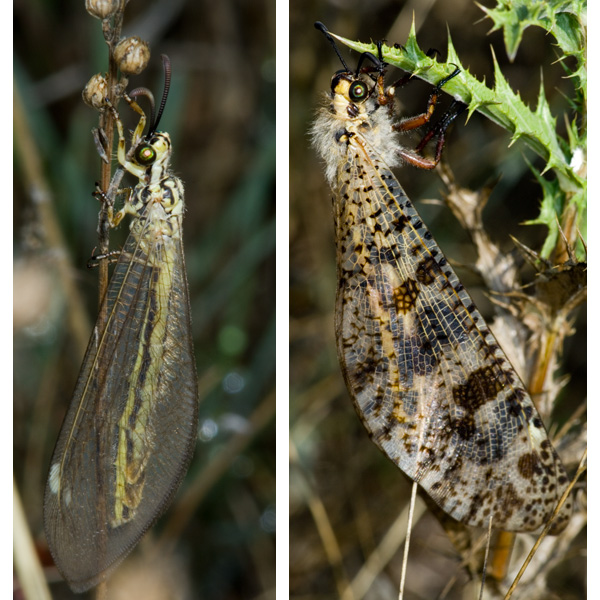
[
  {"xmin": 82, "ymin": 73, "xmax": 109, "ymax": 110},
  {"xmin": 114, "ymin": 37, "xmax": 151, "ymax": 76},
  {"xmin": 85, "ymin": 0, "xmax": 120, "ymax": 19}
]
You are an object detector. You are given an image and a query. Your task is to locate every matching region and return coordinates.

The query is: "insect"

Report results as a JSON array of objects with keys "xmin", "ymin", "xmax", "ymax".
[
  {"xmin": 311, "ymin": 23, "xmax": 571, "ymax": 535},
  {"xmin": 43, "ymin": 55, "xmax": 199, "ymax": 592}
]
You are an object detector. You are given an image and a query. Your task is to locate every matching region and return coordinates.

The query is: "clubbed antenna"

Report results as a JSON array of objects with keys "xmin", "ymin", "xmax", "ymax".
[{"xmin": 314, "ymin": 22, "xmax": 350, "ymax": 72}]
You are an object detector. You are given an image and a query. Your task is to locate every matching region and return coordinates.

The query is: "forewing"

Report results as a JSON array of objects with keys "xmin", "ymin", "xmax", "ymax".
[
  {"xmin": 43, "ymin": 212, "xmax": 198, "ymax": 591},
  {"xmin": 334, "ymin": 135, "xmax": 571, "ymax": 533}
]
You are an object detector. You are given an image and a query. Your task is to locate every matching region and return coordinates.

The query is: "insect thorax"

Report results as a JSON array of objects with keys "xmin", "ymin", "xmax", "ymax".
[
  {"xmin": 312, "ymin": 72, "xmax": 401, "ymax": 187},
  {"xmin": 134, "ymin": 174, "xmax": 184, "ymax": 212}
]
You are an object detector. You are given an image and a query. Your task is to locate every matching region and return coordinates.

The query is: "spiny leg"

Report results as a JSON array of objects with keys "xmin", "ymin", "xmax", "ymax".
[
  {"xmin": 394, "ymin": 66, "xmax": 460, "ymax": 133},
  {"xmin": 414, "ymin": 99, "xmax": 467, "ymax": 158},
  {"xmin": 393, "ymin": 68, "xmax": 465, "ymax": 169},
  {"xmin": 92, "ymin": 180, "xmax": 137, "ymax": 229},
  {"xmin": 364, "ymin": 43, "xmax": 464, "ymax": 168},
  {"xmin": 105, "ymin": 97, "xmax": 149, "ymax": 180},
  {"xmin": 87, "ymin": 249, "xmax": 121, "ymax": 269},
  {"xmin": 375, "ymin": 47, "xmax": 442, "ymax": 109}
]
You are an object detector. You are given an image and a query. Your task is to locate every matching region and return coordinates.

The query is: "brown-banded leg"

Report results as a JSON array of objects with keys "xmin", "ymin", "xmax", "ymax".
[
  {"xmin": 397, "ymin": 98, "xmax": 467, "ymax": 169},
  {"xmin": 397, "ymin": 85, "xmax": 466, "ymax": 170}
]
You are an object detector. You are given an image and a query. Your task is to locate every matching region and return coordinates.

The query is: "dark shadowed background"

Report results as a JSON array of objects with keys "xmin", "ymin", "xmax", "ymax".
[
  {"xmin": 290, "ymin": 1, "xmax": 585, "ymax": 598},
  {"xmin": 14, "ymin": 1, "xmax": 275, "ymax": 598}
]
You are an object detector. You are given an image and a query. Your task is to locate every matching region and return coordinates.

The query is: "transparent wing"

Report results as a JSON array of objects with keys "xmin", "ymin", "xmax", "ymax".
[{"xmin": 44, "ymin": 207, "xmax": 198, "ymax": 591}]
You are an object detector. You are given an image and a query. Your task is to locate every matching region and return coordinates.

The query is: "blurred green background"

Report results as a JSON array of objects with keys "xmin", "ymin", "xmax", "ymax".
[
  {"xmin": 14, "ymin": 1, "xmax": 275, "ymax": 598},
  {"xmin": 290, "ymin": 1, "xmax": 585, "ymax": 599}
]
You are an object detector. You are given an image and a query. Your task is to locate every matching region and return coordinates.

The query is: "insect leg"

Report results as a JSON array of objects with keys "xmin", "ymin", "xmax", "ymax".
[
  {"xmin": 414, "ymin": 99, "xmax": 467, "ymax": 161},
  {"xmin": 105, "ymin": 100, "xmax": 147, "ymax": 180},
  {"xmin": 394, "ymin": 68, "xmax": 464, "ymax": 170},
  {"xmin": 87, "ymin": 249, "xmax": 121, "ymax": 269},
  {"xmin": 123, "ymin": 92, "xmax": 149, "ymax": 144},
  {"xmin": 393, "ymin": 66, "xmax": 460, "ymax": 133},
  {"xmin": 384, "ymin": 48, "xmax": 443, "ymax": 107},
  {"xmin": 93, "ymin": 181, "xmax": 137, "ymax": 227}
]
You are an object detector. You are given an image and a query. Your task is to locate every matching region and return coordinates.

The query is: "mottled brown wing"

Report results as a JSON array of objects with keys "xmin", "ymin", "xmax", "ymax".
[{"xmin": 334, "ymin": 134, "xmax": 571, "ymax": 533}]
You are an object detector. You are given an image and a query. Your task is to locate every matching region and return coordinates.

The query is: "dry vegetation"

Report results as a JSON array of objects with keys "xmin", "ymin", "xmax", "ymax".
[{"xmin": 290, "ymin": 1, "xmax": 586, "ymax": 598}]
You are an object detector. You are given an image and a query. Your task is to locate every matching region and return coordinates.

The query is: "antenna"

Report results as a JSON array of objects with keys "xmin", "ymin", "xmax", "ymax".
[
  {"xmin": 148, "ymin": 54, "xmax": 172, "ymax": 135},
  {"xmin": 314, "ymin": 22, "xmax": 350, "ymax": 72},
  {"xmin": 315, "ymin": 22, "xmax": 384, "ymax": 77}
]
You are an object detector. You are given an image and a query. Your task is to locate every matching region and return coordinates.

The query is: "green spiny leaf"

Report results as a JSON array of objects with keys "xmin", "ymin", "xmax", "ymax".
[
  {"xmin": 477, "ymin": 0, "xmax": 587, "ymax": 62},
  {"xmin": 327, "ymin": 17, "xmax": 585, "ymax": 256},
  {"xmin": 523, "ymin": 159, "xmax": 564, "ymax": 258},
  {"xmin": 553, "ymin": 11, "xmax": 585, "ymax": 55},
  {"xmin": 332, "ymin": 25, "xmax": 580, "ymax": 186}
]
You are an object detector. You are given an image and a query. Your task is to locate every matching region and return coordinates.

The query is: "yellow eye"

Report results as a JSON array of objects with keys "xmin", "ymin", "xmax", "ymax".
[
  {"xmin": 135, "ymin": 144, "xmax": 156, "ymax": 165},
  {"xmin": 349, "ymin": 81, "xmax": 367, "ymax": 102}
]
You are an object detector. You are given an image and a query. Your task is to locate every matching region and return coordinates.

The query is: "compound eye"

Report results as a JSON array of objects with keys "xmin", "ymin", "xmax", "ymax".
[
  {"xmin": 135, "ymin": 144, "xmax": 156, "ymax": 166},
  {"xmin": 348, "ymin": 80, "xmax": 368, "ymax": 103}
]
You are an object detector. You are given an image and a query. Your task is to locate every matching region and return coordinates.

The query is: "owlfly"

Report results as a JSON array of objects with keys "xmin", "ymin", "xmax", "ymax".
[{"xmin": 44, "ymin": 55, "xmax": 199, "ymax": 592}]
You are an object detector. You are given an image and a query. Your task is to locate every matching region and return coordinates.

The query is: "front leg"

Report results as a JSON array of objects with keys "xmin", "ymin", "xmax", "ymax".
[{"xmin": 106, "ymin": 98, "xmax": 148, "ymax": 180}]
